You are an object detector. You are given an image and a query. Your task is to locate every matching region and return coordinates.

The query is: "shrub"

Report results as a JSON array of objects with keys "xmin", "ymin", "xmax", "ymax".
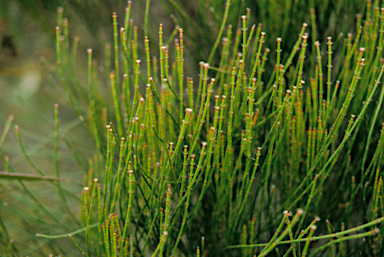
[{"xmin": 1, "ymin": 0, "xmax": 384, "ymax": 256}]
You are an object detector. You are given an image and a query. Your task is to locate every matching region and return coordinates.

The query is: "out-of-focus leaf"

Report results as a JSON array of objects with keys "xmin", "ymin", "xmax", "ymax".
[{"xmin": 0, "ymin": 172, "xmax": 63, "ymax": 181}]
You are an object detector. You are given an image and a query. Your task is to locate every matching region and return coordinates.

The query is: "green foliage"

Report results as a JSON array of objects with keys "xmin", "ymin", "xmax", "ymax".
[{"xmin": 2, "ymin": 0, "xmax": 384, "ymax": 256}]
